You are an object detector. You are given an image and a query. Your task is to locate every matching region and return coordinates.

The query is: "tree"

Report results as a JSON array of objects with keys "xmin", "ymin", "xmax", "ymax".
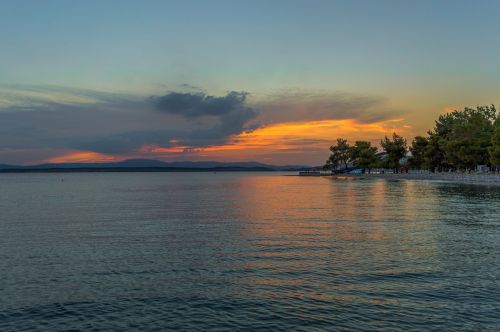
[
  {"xmin": 424, "ymin": 134, "xmax": 448, "ymax": 172},
  {"xmin": 408, "ymin": 136, "xmax": 428, "ymax": 170},
  {"xmin": 422, "ymin": 105, "xmax": 497, "ymax": 171},
  {"xmin": 489, "ymin": 124, "xmax": 500, "ymax": 168},
  {"xmin": 380, "ymin": 133, "xmax": 407, "ymax": 173},
  {"xmin": 323, "ymin": 106, "xmax": 499, "ymax": 174},
  {"xmin": 445, "ymin": 106, "xmax": 496, "ymax": 170},
  {"xmin": 350, "ymin": 141, "xmax": 378, "ymax": 173},
  {"xmin": 424, "ymin": 113, "xmax": 455, "ymax": 171},
  {"xmin": 323, "ymin": 156, "xmax": 338, "ymax": 171},
  {"xmin": 326, "ymin": 138, "xmax": 351, "ymax": 172}
]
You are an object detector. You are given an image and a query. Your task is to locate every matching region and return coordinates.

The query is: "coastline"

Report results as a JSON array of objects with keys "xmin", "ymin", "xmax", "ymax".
[
  {"xmin": 0, "ymin": 167, "xmax": 285, "ymax": 173},
  {"xmin": 335, "ymin": 172, "xmax": 500, "ymax": 186}
]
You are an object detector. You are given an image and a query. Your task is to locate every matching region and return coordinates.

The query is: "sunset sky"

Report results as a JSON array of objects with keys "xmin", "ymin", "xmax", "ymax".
[{"xmin": 1, "ymin": 0, "xmax": 499, "ymax": 165}]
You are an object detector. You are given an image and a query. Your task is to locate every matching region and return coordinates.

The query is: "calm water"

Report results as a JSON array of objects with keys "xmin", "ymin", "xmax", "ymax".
[{"xmin": 0, "ymin": 173, "xmax": 499, "ymax": 331}]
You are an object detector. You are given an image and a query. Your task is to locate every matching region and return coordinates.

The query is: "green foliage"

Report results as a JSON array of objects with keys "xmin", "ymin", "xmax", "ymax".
[
  {"xmin": 380, "ymin": 133, "xmax": 407, "ymax": 172},
  {"xmin": 350, "ymin": 141, "xmax": 378, "ymax": 172},
  {"xmin": 408, "ymin": 136, "xmax": 428, "ymax": 169},
  {"xmin": 323, "ymin": 157, "xmax": 337, "ymax": 170},
  {"xmin": 489, "ymin": 124, "xmax": 500, "ymax": 167},
  {"xmin": 428, "ymin": 105, "xmax": 497, "ymax": 170},
  {"xmin": 324, "ymin": 138, "xmax": 351, "ymax": 170},
  {"xmin": 324, "ymin": 105, "xmax": 499, "ymax": 173},
  {"xmin": 423, "ymin": 134, "xmax": 448, "ymax": 172}
]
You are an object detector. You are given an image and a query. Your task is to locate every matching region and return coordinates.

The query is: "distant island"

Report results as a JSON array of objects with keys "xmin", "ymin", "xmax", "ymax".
[{"xmin": 0, "ymin": 159, "xmax": 311, "ymax": 173}]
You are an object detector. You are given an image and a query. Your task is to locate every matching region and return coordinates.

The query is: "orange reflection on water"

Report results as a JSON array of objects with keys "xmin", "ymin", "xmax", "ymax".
[{"xmin": 230, "ymin": 174, "xmax": 443, "ymax": 307}]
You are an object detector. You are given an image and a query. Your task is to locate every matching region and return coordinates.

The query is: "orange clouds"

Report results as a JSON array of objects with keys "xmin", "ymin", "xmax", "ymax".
[
  {"xmin": 45, "ymin": 151, "xmax": 120, "ymax": 163},
  {"xmin": 45, "ymin": 118, "xmax": 412, "ymax": 165},
  {"xmin": 215, "ymin": 117, "xmax": 410, "ymax": 150},
  {"xmin": 137, "ymin": 118, "xmax": 413, "ymax": 164}
]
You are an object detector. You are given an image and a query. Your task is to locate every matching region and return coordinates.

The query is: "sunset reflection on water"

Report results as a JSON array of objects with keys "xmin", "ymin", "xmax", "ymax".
[
  {"xmin": 1, "ymin": 173, "xmax": 499, "ymax": 330},
  {"xmin": 230, "ymin": 175, "xmax": 456, "ymax": 312}
]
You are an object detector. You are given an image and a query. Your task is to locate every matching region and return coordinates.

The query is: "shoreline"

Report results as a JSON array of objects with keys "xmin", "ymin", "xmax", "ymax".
[
  {"xmin": 333, "ymin": 172, "xmax": 500, "ymax": 186},
  {"xmin": 0, "ymin": 167, "xmax": 287, "ymax": 173}
]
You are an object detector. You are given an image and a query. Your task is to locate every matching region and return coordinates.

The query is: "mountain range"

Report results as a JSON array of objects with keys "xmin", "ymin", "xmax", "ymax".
[{"xmin": 0, "ymin": 159, "xmax": 311, "ymax": 172}]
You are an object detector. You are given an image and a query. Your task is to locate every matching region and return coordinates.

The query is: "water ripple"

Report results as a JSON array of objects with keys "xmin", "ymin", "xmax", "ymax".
[{"xmin": 1, "ymin": 173, "xmax": 499, "ymax": 331}]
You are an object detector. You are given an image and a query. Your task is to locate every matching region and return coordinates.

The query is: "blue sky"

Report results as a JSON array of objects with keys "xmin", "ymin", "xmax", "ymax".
[{"xmin": 1, "ymin": 1, "xmax": 499, "ymax": 164}]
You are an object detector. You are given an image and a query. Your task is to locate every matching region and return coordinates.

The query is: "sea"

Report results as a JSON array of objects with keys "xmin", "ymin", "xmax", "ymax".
[{"xmin": 0, "ymin": 172, "xmax": 499, "ymax": 331}]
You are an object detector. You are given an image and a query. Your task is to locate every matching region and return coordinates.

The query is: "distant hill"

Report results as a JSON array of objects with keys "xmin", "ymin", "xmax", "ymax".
[
  {"xmin": 0, "ymin": 164, "xmax": 17, "ymax": 169},
  {"xmin": 0, "ymin": 159, "xmax": 311, "ymax": 172}
]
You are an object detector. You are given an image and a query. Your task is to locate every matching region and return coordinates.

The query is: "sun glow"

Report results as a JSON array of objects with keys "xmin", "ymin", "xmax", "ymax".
[
  {"xmin": 44, "ymin": 118, "xmax": 411, "ymax": 165},
  {"xmin": 45, "ymin": 151, "xmax": 120, "ymax": 163},
  {"xmin": 140, "ymin": 118, "xmax": 412, "ymax": 163}
]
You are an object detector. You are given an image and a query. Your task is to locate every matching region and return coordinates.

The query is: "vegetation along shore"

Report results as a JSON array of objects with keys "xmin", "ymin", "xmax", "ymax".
[{"xmin": 321, "ymin": 105, "xmax": 500, "ymax": 184}]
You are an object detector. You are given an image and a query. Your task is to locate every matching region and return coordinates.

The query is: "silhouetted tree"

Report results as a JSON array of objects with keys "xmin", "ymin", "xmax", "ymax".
[
  {"xmin": 489, "ymin": 123, "xmax": 500, "ymax": 169},
  {"xmin": 427, "ymin": 105, "xmax": 497, "ymax": 170},
  {"xmin": 408, "ymin": 136, "xmax": 428, "ymax": 170},
  {"xmin": 381, "ymin": 133, "xmax": 407, "ymax": 173},
  {"xmin": 424, "ymin": 134, "xmax": 448, "ymax": 172},
  {"xmin": 326, "ymin": 138, "xmax": 351, "ymax": 171},
  {"xmin": 323, "ymin": 105, "xmax": 499, "ymax": 174},
  {"xmin": 350, "ymin": 141, "xmax": 378, "ymax": 173},
  {"xmin": 323, "ymin": 157, "xmax": 338, "ymax": 171}
]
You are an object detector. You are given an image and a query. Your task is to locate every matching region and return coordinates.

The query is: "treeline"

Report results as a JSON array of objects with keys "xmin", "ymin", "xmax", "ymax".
[
  {"xmin": 324, "ymin": 133, "xmax": 407, "ymax": 173},
  {"xmin": 325, "ymin": 105, "xmax": 500, "ymax": 173}
]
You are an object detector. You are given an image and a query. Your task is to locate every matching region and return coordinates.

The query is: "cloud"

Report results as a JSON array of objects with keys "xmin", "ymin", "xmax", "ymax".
[
  {"xmin": 0, "ymin": 85, "xmax": 410, "ymax": 164},
  {"xmin": 254, "ymin": 90, "xmax": 402, "ymax": 124},
  {"xmin": 0, "ymin": 85, "xmax": 171, "ymax": 159},
  {"xmin": 0, "ymin": 86, "xmax": 260, "ymax": 159},
  {"xmin": 153, "ymin": 90, "xmax": 254, "ymax": 118},
  {"xmin": 76, "ymin": 91, "xmax": 259, "ymax": 154},
  {"xmin": 0, "ymin": 84, "xmax": 142, "ymax": 109},
  {"xmin": 71, "ymin": 130, "xmax": 181, "ymax": 154}
]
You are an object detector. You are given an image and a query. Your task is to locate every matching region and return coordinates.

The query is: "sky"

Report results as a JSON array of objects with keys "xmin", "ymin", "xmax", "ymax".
[{"xmin": 1, "ymin": 0, "xmax": 499, "ymax": 165}]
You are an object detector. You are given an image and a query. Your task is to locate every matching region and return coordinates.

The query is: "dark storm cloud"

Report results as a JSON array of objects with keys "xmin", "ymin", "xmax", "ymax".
[
  {"xmin": 70, "ymin": 91, "xmax": 259, "ymax": 154},
  {"xmin": 73, "ymin": 105, "xmax": 259, "ymax": 154},
  {"xmin": 153, "ymin": 91, "xmax": 254, "ymax": 118},
  {"xmin": 152, "ymin": 91, "xmax": 259, "ymax": 137}
]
